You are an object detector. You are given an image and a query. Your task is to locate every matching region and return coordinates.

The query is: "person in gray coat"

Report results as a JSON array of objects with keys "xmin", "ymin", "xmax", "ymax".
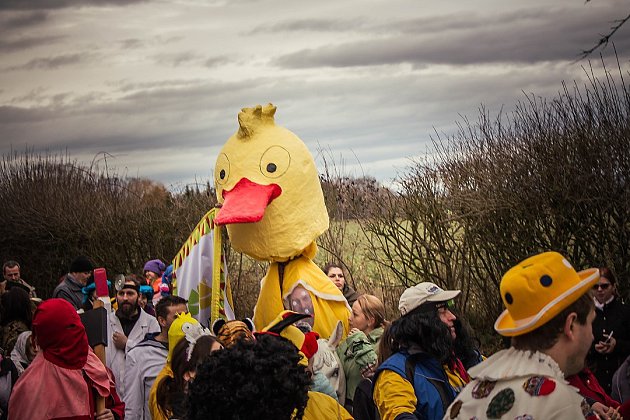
[{"xmin": 52, "ymin": 256, "xmax": 94, "ymax": 310}]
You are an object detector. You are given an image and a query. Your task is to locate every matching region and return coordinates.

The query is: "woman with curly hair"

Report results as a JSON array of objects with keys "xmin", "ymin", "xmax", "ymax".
[{"xmin": 154, "ymin": 334, "xmax": 222, "ymax": 419}]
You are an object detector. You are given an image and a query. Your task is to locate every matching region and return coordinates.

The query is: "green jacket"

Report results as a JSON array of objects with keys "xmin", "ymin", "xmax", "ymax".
[{"xmin": 336, "ymin": 326, "xmax": 383, "ymax": 403}]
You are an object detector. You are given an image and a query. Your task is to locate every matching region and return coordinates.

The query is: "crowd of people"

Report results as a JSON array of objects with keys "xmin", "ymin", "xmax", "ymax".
[{"xmin": 0, "ymin": 253, "xmax": 630, "ymax": 419}]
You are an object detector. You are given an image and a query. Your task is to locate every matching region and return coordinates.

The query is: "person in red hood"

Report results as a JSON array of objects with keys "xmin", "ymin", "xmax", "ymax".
[{"xmin": 8, "ymin": 298, "xmax": 124, "ymax": 420}]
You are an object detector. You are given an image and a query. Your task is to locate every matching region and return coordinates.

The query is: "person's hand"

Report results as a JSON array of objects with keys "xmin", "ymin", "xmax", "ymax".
[
  {"xmin": 361, "ymin": 363, "xmax": 376, "ymax": 379},
  {"xmin": 604, "ymin": 337, "xmax": 617, "ymax": 353},
  {"xmin": 592, "ymin": 402, "xmax": 622, "ymax": 420},
  {"xmin": 595, "ymin": 337, "xmax": 617, "ymax": 354},
  {"xmin": 112, "ymin": 331, "xmax": 127, "ymax": 350},
  {"xmin": 95, "ymin": 409, "xmax": 114, "ymax": 420},
  {"xmin": 349, "ymin": 328, "xmax": 361, "ymax": 336}
]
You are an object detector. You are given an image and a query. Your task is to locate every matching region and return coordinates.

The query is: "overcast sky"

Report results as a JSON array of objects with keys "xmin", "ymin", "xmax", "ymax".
[{"xmin": 1, "ymin": 0, "xmax": 629, "ymax": 190}]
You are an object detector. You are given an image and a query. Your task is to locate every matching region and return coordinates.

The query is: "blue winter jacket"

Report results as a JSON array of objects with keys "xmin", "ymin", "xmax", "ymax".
[{"xmin": 374, "ymin": 350, "xmax": 456, "ymax": 420}]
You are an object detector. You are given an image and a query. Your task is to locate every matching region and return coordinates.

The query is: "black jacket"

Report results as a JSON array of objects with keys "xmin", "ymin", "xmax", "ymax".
[{"xmin": 588, "ymin": 297, "xmax": 630, "ymax": 394}]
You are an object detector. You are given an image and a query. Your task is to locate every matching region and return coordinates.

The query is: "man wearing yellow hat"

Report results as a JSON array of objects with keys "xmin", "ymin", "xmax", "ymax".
[{"xmin": 444, "ymin": 251, "xmax": 602, "ymax": 419}]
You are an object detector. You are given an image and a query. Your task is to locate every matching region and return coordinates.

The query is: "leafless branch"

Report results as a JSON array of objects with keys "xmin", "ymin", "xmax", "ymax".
[{"xmin": 579, "ymin": 13, "xmax": 630, "ymax": 59}]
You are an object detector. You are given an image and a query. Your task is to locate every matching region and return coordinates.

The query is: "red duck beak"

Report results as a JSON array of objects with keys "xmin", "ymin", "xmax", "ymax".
[{"xmin": 214, "ymin": 178, "xmax": 282, "ymax": 225}]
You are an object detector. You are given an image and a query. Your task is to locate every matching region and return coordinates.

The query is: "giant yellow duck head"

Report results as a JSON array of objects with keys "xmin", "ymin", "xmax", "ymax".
[{"xmin": 214, "ymin": 104, "xmax": 329, "ymax": 261}]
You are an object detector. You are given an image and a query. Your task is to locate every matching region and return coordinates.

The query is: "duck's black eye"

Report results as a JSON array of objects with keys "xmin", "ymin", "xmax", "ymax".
[
  {"xmin": 259, "ymin": 146, "xmax": 290, "ymax": 178},
  {"xmin": 219, "ymin": 169, "xmax": 226, "ymax": 179}
]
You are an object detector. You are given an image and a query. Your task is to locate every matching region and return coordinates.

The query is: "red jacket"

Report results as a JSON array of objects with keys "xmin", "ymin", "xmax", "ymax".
[{"xmin": 567, "ymin": 367, "xmax": 630, "ymax": 419}]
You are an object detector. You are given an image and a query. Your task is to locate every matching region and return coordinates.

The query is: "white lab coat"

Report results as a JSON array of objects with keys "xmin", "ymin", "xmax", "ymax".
[{"xmin": 106, "ymin": 310, "xmax": 160, "ymax": 397}]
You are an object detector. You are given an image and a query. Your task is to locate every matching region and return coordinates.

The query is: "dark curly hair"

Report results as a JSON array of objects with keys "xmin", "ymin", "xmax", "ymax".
[
  {"xmin": 452, "ymin": 318, "xmax": 482, "ymax": 370},
  {"xmin": 186, "ymin": 334, "xmax": 311, "ymax": 420},
  {"xmin": 383, "ymin": 305, "xmax": 453, "ymax": 363}
]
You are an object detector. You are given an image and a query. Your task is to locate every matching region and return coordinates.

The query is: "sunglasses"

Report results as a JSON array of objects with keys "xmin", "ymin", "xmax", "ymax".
[
  {"xmin": 593, "ymin": 283, "xmax": 611, "ymax": 290},
  {"xmin": 417, "ymin": 299, "xmax": 455, "ymax": 313},
  {"xmin": 435, "ymin": 299, "xmax": 456, "ymax": 310}
]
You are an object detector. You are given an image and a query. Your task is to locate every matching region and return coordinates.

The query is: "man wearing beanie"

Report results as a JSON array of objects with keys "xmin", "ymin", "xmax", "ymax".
[
  {"xmin": 444, "ymin": 252, "xmax": 603, "ymax": 420},
  {"xmin": 52, "ymin": 255, "xmax": 95, "ymax": 310}
]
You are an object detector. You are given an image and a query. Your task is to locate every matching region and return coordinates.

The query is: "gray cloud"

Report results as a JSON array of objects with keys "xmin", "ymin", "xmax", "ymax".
[
  {"xmin": 0, "ymin": 10, "xmax": 60, "ymax": 51},
  {"xmin": 118, "ymin": 38, "xmax": 144, "ymax": 50},
  {"xmin": 0, "ymin": 0, "xmax": 147, "ymax": 10},
  {"xmin": 0, "ymin": 10, "xmax": 48, "ymax": 28},
  {"xmin": 273, "ymin": 6, "xmax": 630, "ymax": 67},
  {"xmin": 204, "ymin": 55, "xmax": 232, "ymax": 68},
  {"xmin": 5, "ymin": 52, "xmax": 89, "ymax": 71},
  {"xmin": 248, "ymin": 18, "xmax": 371, "ymax": 35},
  {"xmin": 0, "ymin": 35, "xmax": 64, "ymax": 52},
  {"xmin": 0, "ymin": 61, "xmax": 582, "ymax": 158},
  {"xmin": 0, "ymin": 106, "xmax": 57, "ymax": 124},
  {"xmin": 152, "ymin": 51, "xmax": 204, "ymax": 67}
]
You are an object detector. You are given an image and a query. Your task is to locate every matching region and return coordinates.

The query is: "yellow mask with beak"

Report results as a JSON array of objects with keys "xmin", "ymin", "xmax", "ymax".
[
  {"xmin": 214, "ymin": 104, "xmax": 329, "ymax": 262},
  {"xmin": 167, "ymin": 312, "xmax": 200, "ymax": 363}
]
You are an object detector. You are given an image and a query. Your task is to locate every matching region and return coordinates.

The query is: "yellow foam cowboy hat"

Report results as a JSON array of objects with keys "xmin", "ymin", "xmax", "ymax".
[{"xmin": 494, "ymin": 251, "xmax": 599, "ymax": 337}]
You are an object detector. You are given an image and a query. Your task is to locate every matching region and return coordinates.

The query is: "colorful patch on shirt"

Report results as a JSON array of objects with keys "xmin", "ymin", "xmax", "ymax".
[
  {"xmin": 486, "ymin": 388, "xmax": 515, "ymax": 419},
  {"xmin": 472, "ymin": 379, "xmax": 497, "ymax": 399},
  {"xmin": 522, "ymin": 376, "xmax": 556, "ymax": 397},
  {"xmin": 449, "ymin": 400, "xmax": 463, "ymax": 419}
]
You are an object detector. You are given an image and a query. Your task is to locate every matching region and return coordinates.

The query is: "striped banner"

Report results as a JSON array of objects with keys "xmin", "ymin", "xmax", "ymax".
[{"xmin": 173, "ymin": 208, "xmax": 235, "ymax": 326}]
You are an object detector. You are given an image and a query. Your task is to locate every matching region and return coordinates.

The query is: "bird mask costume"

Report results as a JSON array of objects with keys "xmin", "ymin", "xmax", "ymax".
[{"xmin": 214, "ymin": 104, "xmax": 350, "ymax": 339}]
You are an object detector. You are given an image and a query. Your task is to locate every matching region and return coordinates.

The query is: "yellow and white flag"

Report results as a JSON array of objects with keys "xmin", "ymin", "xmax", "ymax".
[{"xmin": 173, "ymin": 208, "xmax": 234, "ymax": 327}]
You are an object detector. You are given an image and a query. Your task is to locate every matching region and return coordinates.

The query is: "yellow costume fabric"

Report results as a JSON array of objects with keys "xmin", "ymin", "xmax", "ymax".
[
  {"xmin": 148, "ymin": 364, "xmax": 173, "ymax": 420},
  {"xmin": 149, "ymin": 312, "xmax": 200, "ymax": 419},
  {"xmin": 253, "ymin": 255, "xmax": 350, "ymax": 339},
  {"xmin": 373, "ymin": 370, "xmax": 417, "ymax": 420},
  {"xmin": 167, "ymin": 312, "xmax": 199, "ymax": 362},
  {"xmin": 303, "ymin": 391, "xmax": 354, "ymax": 420}
]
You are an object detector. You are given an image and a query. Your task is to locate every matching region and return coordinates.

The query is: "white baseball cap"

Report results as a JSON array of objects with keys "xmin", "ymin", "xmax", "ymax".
[{"xmin": 398, "ymin": 282, "xmax": 461, "ymax": 316}]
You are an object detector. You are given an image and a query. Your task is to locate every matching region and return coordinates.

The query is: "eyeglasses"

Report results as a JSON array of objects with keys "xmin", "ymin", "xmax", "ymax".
[
  {"xmin": 435, "ymin": 299, "xmax": 456, "ymax": 310},
  {"xmin": 417, "ymin": 299, "xmax": 456, "ymax": 313},
  {"xmin": 593, "ymin": 283, "xmax": 611, "ymax": 290}
]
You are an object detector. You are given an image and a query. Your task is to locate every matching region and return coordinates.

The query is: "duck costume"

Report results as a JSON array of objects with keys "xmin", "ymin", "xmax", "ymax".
[{"xmin": 213, "ymin": 104, "xmax": 350, "ymax": 339}]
